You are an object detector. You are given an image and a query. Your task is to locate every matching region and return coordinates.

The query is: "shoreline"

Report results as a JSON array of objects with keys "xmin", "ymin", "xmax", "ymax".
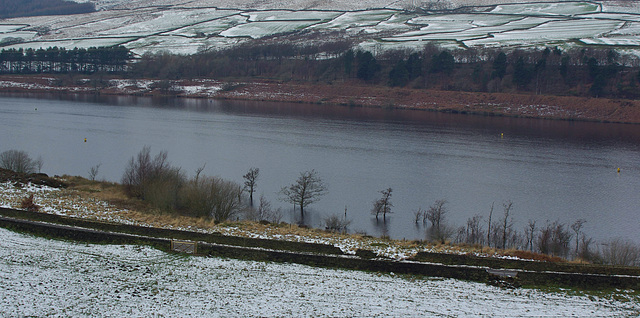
[{"xmin": 2, "ymin": 74, "xmax": 640, "ymax": 124}]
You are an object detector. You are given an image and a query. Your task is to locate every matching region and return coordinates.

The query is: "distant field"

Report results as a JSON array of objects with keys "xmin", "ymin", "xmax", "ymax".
[{"xmin": 1, "ymin": 1, "xmax": 639, "ymax": 55}]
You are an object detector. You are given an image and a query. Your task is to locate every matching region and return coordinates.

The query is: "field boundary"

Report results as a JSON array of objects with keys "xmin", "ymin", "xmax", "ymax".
[{"xmin": 0, "ymin": 207, "xmax": 638, "ymax": 290}]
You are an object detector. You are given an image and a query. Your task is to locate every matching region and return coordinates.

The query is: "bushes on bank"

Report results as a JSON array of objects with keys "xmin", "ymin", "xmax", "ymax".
[
  {"xmin": 0, "ymin": 150, "xmax": 42, "ymax": 174},
  {"xmin": 179, "ymin": 175, "xmax": 243, "ymax": 221},
  {"xmin": 122, "ymin": 147, "xmax": 245, "ymax": 222}
]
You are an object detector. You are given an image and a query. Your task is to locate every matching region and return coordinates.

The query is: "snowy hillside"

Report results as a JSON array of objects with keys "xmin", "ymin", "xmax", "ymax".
[
  {"xmin": 0, "ymin": 0, "xmax": 640, "ymax": 55},
  {"xmin": 2, "ymin": 1, "xmax": 640, "ymax": 55},
  {"xmin": 80, "ymin": 0, "xmax": 640, "ymax": 11}
]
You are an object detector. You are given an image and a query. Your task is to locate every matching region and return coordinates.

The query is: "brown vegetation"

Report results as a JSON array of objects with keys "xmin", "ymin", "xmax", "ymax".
[
  {"xmin": 213, "ymin": 79, "xmax": 640, "ymax": 124},
  {"xmin": 3, "ymin": 74, "xmax": 639, "ymax": 124},
  {"xmin": 19, "ymin": 194, "xmax": 39, "ymax": 212},
  {"xmin": 0, "ymin": 167, "xmax": 66, "ymax": 188}
]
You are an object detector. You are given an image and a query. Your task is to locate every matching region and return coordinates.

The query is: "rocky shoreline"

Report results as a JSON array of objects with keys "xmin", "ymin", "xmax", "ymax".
[{"xmin": 2, "ymin": 74, "xmax": 640, "ymax": 124}]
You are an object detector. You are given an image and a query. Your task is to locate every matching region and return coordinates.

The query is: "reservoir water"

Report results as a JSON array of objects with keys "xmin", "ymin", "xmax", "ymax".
[{"xmin": 1, "ymin": 94, "xmax": 639, "ymax": 244}]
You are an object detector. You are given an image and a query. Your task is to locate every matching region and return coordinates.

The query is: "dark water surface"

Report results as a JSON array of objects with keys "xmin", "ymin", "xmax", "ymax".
[{"xmin": 1, "ymin": 94, "xmax": 639, "ymax": 244}]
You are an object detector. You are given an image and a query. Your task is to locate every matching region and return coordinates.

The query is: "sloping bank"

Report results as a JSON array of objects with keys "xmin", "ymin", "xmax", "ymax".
[{"xmin": 0, "ymin": 207, "xmax": 638, "ymax": 290}]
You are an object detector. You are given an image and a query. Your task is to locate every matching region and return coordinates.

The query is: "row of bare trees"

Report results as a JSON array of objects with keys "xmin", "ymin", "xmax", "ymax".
[
  {"xmin": 367, "ymin": 187, "xmax": 638, "ymax": 266},
  {"xmin": 426, "ymin": 200, "xmax": 637, "ymax": 266}
]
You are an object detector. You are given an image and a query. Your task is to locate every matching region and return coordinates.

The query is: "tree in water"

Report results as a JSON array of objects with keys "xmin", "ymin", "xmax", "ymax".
[
  {"xmin": 571, "ymin": 219, "xmax": 587, "ymax": 259},
  {"xmin": 279, "ymin": 169, "xmax": 327, "ymax": 218},
  {"xmin": 371, "ymin": 188, "xmax": 393, "ymax": 220},
  {"xmin": 426, "ymin": 199, "xmax": 451, "ymax": 243},
  {"xmin": 243, "ymin": 167, "xmax": 259, "ymax": 206}
]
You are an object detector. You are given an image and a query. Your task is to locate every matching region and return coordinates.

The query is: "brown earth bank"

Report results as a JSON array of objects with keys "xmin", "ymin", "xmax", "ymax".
[
  {"xmin": 2, "ymin": 74, "xmax": 640, "ymax": 124},
  {"xmin": 0, "ymin": 168, "xmax": 66, "ymax": 188}
]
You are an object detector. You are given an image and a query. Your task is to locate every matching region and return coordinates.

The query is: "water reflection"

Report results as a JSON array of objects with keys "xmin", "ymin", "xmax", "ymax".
[
  {"xmin": 373, "ymin": 219, "xmax": 394, "ymax": 239},
  {"xmin": 8, "ymin": 92, "xmax": 640, "ymax": 146}
]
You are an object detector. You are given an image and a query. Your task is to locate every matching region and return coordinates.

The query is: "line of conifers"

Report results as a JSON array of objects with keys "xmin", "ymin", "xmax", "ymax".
[
  {"xmin": 1, "ymin": 43, "xmax": 640, "ymax": 99},
  {"xmin": 2, "ymin": 147, "xmax": 640, "ymax": 268}
]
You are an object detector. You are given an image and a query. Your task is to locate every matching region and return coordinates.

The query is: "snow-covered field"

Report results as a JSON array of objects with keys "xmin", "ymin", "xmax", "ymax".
[
  {"xmin": 1, "ymin": 227, "xmax": 639, "ymax": 317},
  {"xmin": 2, "ymin": 1, "xmax": 640, "ymax": 55}
]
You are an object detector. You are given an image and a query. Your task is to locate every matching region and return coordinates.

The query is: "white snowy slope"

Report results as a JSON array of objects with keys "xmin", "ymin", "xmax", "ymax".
[
  {"xmin": 1, "ymin": 228, "xmax": 638, "ymax": 317},
  {"xmin": 2, "ymin": 0, "xmax": 640, "ymax": 55},
  {"xmin": 78, "ymin": 0, "xmax": 592, "ymax": 11}
]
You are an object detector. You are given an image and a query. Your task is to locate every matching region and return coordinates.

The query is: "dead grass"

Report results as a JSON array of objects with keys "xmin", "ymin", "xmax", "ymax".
[
  {"xmin": 62, "ymin": 175, "xmax": 152, "ymax": 213},
  {"xmin": 504, "ymin": 249, "xmax": 566, "ymax": 263}
]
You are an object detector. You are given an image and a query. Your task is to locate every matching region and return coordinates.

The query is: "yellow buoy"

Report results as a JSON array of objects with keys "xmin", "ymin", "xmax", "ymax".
[
  {"xmin": 501, "ymin": 133, "xmax": 504, "ymax": 138},
  {"xmin": 84, "ymin": 138, "xmax": 87, "ymax": 143},
  {"xmin": 617, "ymin": 168, "xmax": 621, "ymax": 173}
]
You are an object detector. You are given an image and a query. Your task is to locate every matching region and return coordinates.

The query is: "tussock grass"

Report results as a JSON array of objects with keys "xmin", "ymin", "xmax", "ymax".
[{"xmin": 504, "ymin": 249, "xmax": 566, "ymax": 263}]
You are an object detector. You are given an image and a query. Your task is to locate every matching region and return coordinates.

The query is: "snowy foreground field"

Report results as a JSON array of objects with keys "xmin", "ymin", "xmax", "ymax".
[{"xmin": 1, "ymin": 228, "xmax": 638, "ymax": 317}]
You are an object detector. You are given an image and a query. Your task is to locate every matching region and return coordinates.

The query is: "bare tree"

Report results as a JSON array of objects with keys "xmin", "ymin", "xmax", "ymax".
[
  {"xmin": 0, "ymin": 150, "xmax": 38, "ymax": 174},
  {"xmin": 464, "ymin": 214, "xmax": 484, "ymax": 245},
  {"xmin": 600, "ymin": 239, "xmax": 640, "ymax": 266},
  {"xmin": 246, "ymin": 194, "xmax": 282, "ymax": 223},
  {"xmin": 551, "ymin": 221, "xmax": 573, "ymax": 258},
  {"xmin": 524, "ymin": 219, "xmax": 536, "ymax": 252},
  {"xmin": 577, "ymin": 234, "xmax": 596, "ymax": 262},
  {"xmin": 181, "ymin": 175, "xmax": 244, "ymax": 222},
  {"xmin": 279, "ymin": 169, "xmax": 327, "ymax": 218},
  {"xmin": 501, "ymin": 200, "xmax": 514, "ymax": 250},
  {"xmin": 571, "ymin": 218, "xmax": 587, "ymax": 258},
  {"xmin": 489, "ymin": 220, "xmax": 502, "ymax": 248},
  {"xmin": 413, "ymin": 208, "xmax": 425, "ymax": 224},
  {"xmin": 243, "ymin": 167, "xmax": 259, "ymax": 206},
  {"xmin": 121, "ymin": 146, "xmax": 171, "ymax": 199},
  {"xmin": 426, "ymin": 199, "xmax": 452, "ymax": 243},
  {"xmin": 426, "ymin": 199, "xmax": 447, "ymax": 230},
  {"xmin": 324, "ymin": 214, "xmax": 351, "ymax": 233},
  {"xmin": 194, "ymin": 164, "xmax": 206, "ymax": 182},
  {"xmin": 538, "ymin": 220, "xmax": 572, "ymax": 257},
  {"xmin": 88, "ymin": 163, "xmax": 101, "ymax": 181},
  {"xmin": 487, "ymin": 202, "xmax": 494, "ymax": 248},
  {"xmin": 35, "ymin": 155, "xmax": 44, "ymax": 173},
  {"xmin": 537, "ymin": 221, "xmax": 552, "ymax": 255},
  {"xmin": 371, "ymin": 188, "xmax": 393, "ymax": 220},
  {"xmin": 256, "ymin": 195, "xmax": 283, "ymax": 223},
  {"xmin": 454, "ymin": 226, "xmax": 466, "ymax": 244}
]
